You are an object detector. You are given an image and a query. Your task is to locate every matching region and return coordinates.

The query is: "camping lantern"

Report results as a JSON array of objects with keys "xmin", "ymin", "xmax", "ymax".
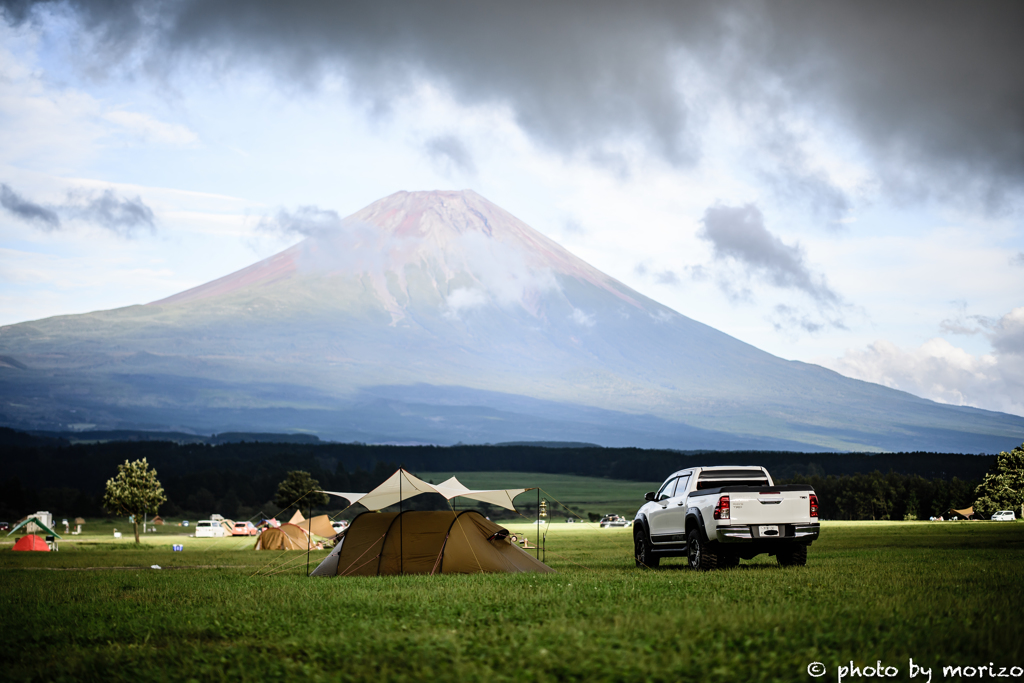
[{"xmin": 539, "ymin": 499, "xmax": 547, "ymax": 519}]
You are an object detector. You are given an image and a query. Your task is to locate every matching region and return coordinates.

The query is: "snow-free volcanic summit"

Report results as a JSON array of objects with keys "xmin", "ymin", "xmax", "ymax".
[{"xmin": 1, "ymin": 190, "xmax": 1021, "ymax": 451}]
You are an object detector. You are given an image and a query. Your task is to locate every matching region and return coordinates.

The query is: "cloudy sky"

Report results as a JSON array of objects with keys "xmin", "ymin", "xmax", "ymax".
[{"xmin": 1, "ymin": 0, "xmax": 1022, "ymax": 416}]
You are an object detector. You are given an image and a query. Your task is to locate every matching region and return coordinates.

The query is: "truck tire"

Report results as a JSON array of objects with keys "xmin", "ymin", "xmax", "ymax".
[
  {"xmin": 776, "ymin": 544, "xmax": 808, "ymax": 567},
  {"xmin": 634, "ymin": 526, "xmax": 659, "ymax": 568},
  {"xmin": 718, "ymin": 552, "xmax": 740, "ymax": 569},
  {"xmin": 687, "ymin": 528, "xmax": 717, "ymax": 571}
]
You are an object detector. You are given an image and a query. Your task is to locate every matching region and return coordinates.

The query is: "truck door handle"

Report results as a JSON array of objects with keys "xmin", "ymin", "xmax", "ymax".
[{"xmin": 676, "ymin": 502, "xmax": 685, "ymax": 506}]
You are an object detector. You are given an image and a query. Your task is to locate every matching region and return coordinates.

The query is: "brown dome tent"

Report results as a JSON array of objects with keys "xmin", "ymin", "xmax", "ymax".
[
  {"xmin": 254, "ymin": 523, "xmax": 310, "ymax": 550},
  {"xmin": 311, "ymin": 510, "xmax": 554, "ymax": 576}
]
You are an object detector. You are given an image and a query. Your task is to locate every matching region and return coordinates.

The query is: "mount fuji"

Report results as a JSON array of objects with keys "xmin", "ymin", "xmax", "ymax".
[{"xmin": 1, "ymin": 190, "xmax": 1021, "ymax": 451}]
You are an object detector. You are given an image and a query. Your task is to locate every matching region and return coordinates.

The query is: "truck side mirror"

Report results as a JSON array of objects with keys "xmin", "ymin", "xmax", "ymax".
[{"xmin": 645, "ymin": 491, "xmax": 657, "ymax": 502}]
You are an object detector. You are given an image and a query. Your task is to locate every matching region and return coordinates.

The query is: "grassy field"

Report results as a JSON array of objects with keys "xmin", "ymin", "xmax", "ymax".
[
  {"xmin": 2, "ymin": 517, "xmax": 1023, "ymax": 682},
  {"xmin": 417, "ymin": 471, "xmax": 659, "ymax": 519}
]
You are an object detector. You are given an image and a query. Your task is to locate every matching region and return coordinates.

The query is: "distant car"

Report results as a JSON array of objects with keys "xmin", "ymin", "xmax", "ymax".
[
  {"xmin": 232, "ymin": 521, "xmax": 258, "ymax": 536},
  {"xmin": 0, "ymin": 522, "xmax": 8, "ymax": 531},
  {"xmin": 991, "ymin": 510, "xmax": 1016, "ymax": 521},
  {"xmin": 331, "ymin": 520, "xmax": 350, "ymax": 535},
  {"xmin": 599, "ymin": 514, "xmax": 631, "ymax": 528},
  {"xmin": 195, "ymin": 520, "xmax": 227, "ymax": 538}
]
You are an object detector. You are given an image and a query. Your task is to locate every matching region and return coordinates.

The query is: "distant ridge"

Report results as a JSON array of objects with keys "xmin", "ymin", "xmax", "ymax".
[
  {"xmin": 2, "ymin": 428, "xmax": 325, "ymax": 446},
  {"xmin": 1, "ymin": 190, "xmax": 1022, "ymax": 452}
]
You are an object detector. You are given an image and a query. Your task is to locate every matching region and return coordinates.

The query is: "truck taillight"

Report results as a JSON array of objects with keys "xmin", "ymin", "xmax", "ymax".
[
  {"xmin": 714, "ymin": 495, "xmax": 730, "ymax": 520},
  {"xmin": 809, "ymin": 493, "xmax": 819, "ymax": 518}
]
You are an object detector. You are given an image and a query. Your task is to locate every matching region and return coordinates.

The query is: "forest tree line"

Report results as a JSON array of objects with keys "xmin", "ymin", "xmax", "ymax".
[{"xmin": 0, "ymin": 428, "xmax": 1002, "ymax": 521}]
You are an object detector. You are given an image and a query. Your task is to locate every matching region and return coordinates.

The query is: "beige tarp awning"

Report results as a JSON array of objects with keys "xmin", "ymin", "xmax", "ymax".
[
  {"xmin": 294, "ymin": 514, "xmax": 337, "ymax": 538},
  {"xmin": 950, "ymin": 506, "xmax": 975, "ymax": 519},
  {"xmin": 321, "ymin": 469, "xmax": 528, "ymax": 512}
]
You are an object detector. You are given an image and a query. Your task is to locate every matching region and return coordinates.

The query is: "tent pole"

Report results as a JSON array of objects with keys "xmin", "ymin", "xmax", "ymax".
[
  {"xmin": 305, "ymin": 497, "xmax": 311, "ymax": 577},
  {"xmin": 400, "ymin": 470, "xmax": 404, "ymax": 576},
  {"xmin": 536, "ymin": 488, "xmax": 540, "ymax": 560}
]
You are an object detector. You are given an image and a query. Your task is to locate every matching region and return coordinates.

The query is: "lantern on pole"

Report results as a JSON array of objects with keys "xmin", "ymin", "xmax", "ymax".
[{"xmin": 539, "ymin": 498, "xmax": 548, "ymax": 561}]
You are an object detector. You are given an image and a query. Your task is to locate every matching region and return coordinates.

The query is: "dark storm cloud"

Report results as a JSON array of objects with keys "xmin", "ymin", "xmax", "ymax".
[
  {"xmin": 4, "ymin": 0, "xmax": 1024, "ymax": 211},
  {"xmin": 0, "ymin": 183, "xmax": 61, "ymax": 229},
  {"xmin": 990, "ymin": 310, "xmax": 1024, "ymax": 358},
  {"xmin": 939, "ymin": 305, "xmax": 1024, "ymax": 358},
  {"xmin": 741, "ymin": 2, "xmax": 1024, "ymax": 213},
  {"xmin": 699, "ymin": 204, "xmax": 840, "ymax": 306},
  {"xmin": 939, "ymin": 303, "xmax": 993, "ymax": 336},
  {"xmin": 68, "ymin": 189, "xmax": 156, "ymax": 237},
  {"xmin": 772, "ymin": 305, "xmax": 823, "ymax": 334},
  {"xmin": 424, "ymin": 135, "xmax": 476, "ymax": 175},
  {"xmin": 257, "ymin": 206, "xmax": 342, "ymax": 238},
  {"xmin": 0, "ymin": 183, "xmax": 155, "ymax": 236}
]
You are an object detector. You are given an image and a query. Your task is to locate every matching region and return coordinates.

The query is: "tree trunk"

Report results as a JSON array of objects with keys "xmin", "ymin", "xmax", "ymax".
[{"xmin": 134, "ymin": 517, "xmax": 140, "ymax": 544}]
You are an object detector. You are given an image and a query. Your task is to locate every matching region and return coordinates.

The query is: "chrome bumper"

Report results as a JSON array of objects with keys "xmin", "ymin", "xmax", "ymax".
[{"xmin": 716, "ymin": 523, "xmax": 820, "ymax": 543}]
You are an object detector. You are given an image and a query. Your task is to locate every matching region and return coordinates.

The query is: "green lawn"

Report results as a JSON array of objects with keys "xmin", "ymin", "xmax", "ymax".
[
  {"xmin": 2, "ymin": 519, "xmax": 1022, "ymax": 682},
  {"xmin": 417, "ymin": 471, "xmax": 659, "ymax": 519}
]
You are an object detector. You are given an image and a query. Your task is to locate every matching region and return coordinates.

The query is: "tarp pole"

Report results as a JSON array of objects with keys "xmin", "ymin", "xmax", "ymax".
[
  {"xmin": 400, "ymin": 469, "xmax": 404, "ymax": 575},
  {"xmin": 536, "ymin": 487, "xmax": 540, "ymax": 560},
  {"xmin": 305, "ymin": 497, "xmax": 312, "ymax": 576}
]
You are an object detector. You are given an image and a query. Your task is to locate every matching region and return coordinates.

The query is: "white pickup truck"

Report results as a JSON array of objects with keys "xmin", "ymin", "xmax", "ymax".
[{"xmin": 633, "ymin": 466, "xmax": 819, "ymax": 570}]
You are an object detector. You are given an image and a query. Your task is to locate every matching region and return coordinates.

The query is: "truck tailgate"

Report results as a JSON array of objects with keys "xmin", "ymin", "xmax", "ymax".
[{"xmin": 731, "ymin": 492, "xmax": 813, "ymax": 525}]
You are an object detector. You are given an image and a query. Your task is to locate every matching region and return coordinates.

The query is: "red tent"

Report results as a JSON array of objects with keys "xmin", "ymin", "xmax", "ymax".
[{"xmin": 12, "ymin": 534, "xmax": 49, "ymax": 551}]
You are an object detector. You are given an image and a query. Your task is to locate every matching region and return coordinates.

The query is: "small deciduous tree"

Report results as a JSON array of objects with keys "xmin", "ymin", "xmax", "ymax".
[
  {"xmin": 974, "ymin": 442, "xmax": 1024, "ymax": 518},
  {"xmin": 274, "ymin": 470, "xmax": 328, "ymax": 514},
  {"xmin": 101, "ymin": 458, "xmax": 167, "ymax": 543}
]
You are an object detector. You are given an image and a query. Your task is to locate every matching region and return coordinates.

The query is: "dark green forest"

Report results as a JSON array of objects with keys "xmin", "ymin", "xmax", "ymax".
[{"xmin": 0, "ymin": 428, "xmax": 999, "ymax": 521}]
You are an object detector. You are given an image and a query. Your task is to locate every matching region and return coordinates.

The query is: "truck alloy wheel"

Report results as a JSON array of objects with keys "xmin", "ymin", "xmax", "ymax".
[
  {"xmin": 687, "ymin": 528, "xmax": 716, "ymax": 570},
  {"xmin": 634, "ymin": 528, "xmax": 659, "ymax": 568}
]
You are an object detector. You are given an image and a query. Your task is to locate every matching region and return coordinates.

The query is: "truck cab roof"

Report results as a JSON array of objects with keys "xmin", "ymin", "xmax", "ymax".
[{"xmin": 663, "ymin": 466, "xmax": 770, "ymax": 480}]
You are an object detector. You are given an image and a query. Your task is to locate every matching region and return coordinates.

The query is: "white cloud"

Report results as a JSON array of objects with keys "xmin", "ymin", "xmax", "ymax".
[
  {"xmin": 449, "ymin": 231, "xmax": 560, "ymax": 308},
  {"xmin": 570, "ymin": 308, "xmax": 595, "ymax": 327},
  {"xmin": 444, "ymin": 287, "xmax": 487, "ymax": 319},
  {"xmin": 103, "ymin": 110, "xmax": 199, "ymax": 146},
  {"xmin": 821, "ymin": 308, "xmax": 1024, "ymax": 417}
]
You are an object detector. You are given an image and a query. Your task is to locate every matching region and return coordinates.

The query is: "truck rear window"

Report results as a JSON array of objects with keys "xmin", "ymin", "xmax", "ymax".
[{"xmin": 696, "ymin": 469, "xmax": 769, "ymax": 489}]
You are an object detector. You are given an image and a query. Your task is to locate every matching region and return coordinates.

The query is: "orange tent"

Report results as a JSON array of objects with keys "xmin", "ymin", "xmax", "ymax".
[{"xmin": 12, "ymin": 534, "xmax": 49, "ymax": 551}]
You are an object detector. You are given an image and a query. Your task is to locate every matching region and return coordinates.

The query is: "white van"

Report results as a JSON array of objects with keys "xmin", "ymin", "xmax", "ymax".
[
  {"xmin": 195, "ymin": 520, "xmax": 227, "ymax": 537},
  {"xmin": 991, "ymin": 510, "xmax": 1016, "ymax": 521}
]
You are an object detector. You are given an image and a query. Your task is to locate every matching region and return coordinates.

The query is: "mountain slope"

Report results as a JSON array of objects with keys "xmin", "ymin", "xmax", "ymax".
[{"xmin": 1, "ymin": 190, "xmax": 1020, "ymax": 451}]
